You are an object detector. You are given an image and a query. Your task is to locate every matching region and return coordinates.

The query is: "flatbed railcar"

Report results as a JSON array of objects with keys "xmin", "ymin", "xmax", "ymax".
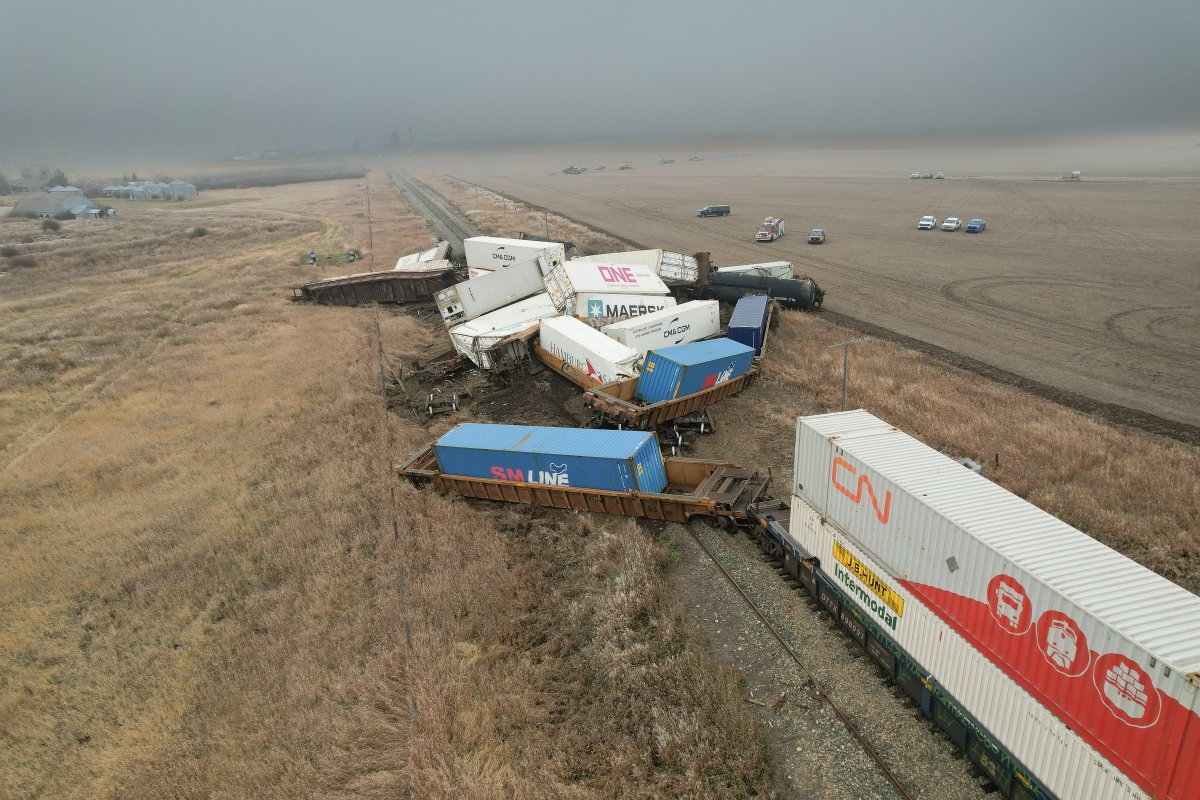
[
  {"xmin": 397, "ymin": 443, "xmax": 770, "ymax": 526},
  {"xmin": 582, "ymin": 365, "xmax": 758, "ymax": 430}
]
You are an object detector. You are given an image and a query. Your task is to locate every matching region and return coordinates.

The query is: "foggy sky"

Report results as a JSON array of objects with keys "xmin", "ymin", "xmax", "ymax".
[{"xmin": 2, "ymin": 0, "xmax": 1199, "ymax": 163}]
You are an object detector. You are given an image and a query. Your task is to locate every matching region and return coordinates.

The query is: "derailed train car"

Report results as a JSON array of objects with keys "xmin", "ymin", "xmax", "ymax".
[
  {"xmin": 702, "ymin": 271, "xmax": 825, "ymax": 310},
  {"xmin": 751, "ymin": 410, "xmax": 1199, "ymax": 800}
]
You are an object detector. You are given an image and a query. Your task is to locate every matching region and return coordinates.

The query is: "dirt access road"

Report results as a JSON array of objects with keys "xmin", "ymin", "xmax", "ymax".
[{"xmin": 411, "ymin": 139, "xmax": 1200, "ymax": 433}]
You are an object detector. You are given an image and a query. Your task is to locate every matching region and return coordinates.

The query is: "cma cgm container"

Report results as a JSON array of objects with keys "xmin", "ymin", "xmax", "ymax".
[
  {"xmin": 542, "ymin": 261, "xmax": 670, "ymax": 316},
  {"xmin": 636, "ymin": 338, "xmax": 756, "ymax": 404},
  {"xmin": 539, "ymin": 315, "xmax": 641, "ymax": 385},
  {"xmin": 792, "ymin": 410, "xmax": 1200, "ymax": 800},
  {"xmin": 435, "ymin": 258, "xmax": 547, "ymax": 326},
  {"xmin": 601, "ymin": 300, "xmax": 720, "ymax": 356},
  {"xmin": 435, "ymin": 423, "xmax": 667, "ymax": 493},
  {"xmin": 463, "ymin": 236, "xmax": 565, "ymax": 272},
  {"xmin": 726, "ymin": 294, "xmax": 771, "ymax": 355}
]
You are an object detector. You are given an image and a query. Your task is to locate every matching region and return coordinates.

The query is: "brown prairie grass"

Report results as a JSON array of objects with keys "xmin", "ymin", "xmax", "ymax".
[{"xmin": 0, "ymin": 171, "xmax": 769, "ymax": 798}]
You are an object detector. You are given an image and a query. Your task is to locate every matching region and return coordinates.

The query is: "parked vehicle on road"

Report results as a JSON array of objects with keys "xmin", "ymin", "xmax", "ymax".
[
  {"xmin": 918, "ymin": 215, "xmax": 937, "ymax": 230},
  {"xmin": 808, "ymin": 229, "xmax": 825, "ymax": 244},
  {"xmin": 941, "ymin": 217, "xmax": 962, "ymax": 231},
  {"xmin": 934, "ymin": 172, "xmax": 945, "ymax": 179},
  {"xmin": 755, "ymin": 217, "xmax": 785, "ymax": 241},
  {"xmin": 696, "ymin": 204, "xmax": 731, "ymax": 217},
  {"xmin": 911, "ymin": 172, "xmax": 921, "ymax": 179},
  {"xmin": 965, "ymin": 218, "xmax": 987, "ymax": 233}
]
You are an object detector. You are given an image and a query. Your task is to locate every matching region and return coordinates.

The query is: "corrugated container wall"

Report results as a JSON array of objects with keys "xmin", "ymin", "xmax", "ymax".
[
  {"xmin": 542, "ymin": 261, "xmax": 670, "ymax": 315},
  {"xmin": 601, "ymin": 300, "xmax": 720, "ymax": 356},
  {"xmin": 636, "ymin": 338, "xmax": 756, "ymax": 403},
  {"xmin": 792, "ymin": 410, "xmax": 1200, "ymax": 799},
  {"xmin": 714, "ymin": 261, "xmax": 794, "ymax": 279},
  {"xmin": 539, "ymin": 316, "xmax": 641, "ymax": 385},
  {"xmin": 448, "ymin": 293, "xmax": 559, "ymax": 369},
  {"xmin": 435, "ymin": 423, "xmax": 667, "ymax": 493},
  {"xmin": 464, "ymin": 237, "xmax": 565, "ymax": 271},
  {"xmin": 575, "ymin": 293, "xmax": 675, "ymax": 326},
  {"xmin": 436, "ymin": 258, "xmax": 547, "ymax": 326},
  {"xmin": 726, "ymin": 294, "xmax": 771, "ymax": 354}
]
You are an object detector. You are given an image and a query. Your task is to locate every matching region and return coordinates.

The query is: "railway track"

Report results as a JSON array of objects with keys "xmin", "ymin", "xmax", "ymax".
[{"xmin": 384, "ymin": 166, "xmax": 479, "ymax": 256}]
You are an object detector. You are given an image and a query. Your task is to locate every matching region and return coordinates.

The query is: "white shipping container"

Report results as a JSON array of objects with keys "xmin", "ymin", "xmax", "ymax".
[
  {"xmin": 542, "ymin": 261, "xmax": 670, "ymax": 315},
  {"xmin": 394, "ymin": 241, "xmax": 450, "ymax": 270},
  {"xmin": 573, "ymin": 249, "xmax": 699, "ymax": 284},
  {"xmin": 436, "ymin": 258, "xmax": 547, "ymax": 326},
  {"xmin": 463, "ymin": 236, "xmax": 565, "ymax": 272},
  {"xmin": 714, "ymin": 261, "xmax": 794, "ymax": 279},
  {"xmin": 448, "ymin": 293, "xmax": 559, "ymax": 369},
  {"xmin": 601, "ymin": 300, "xmax": 720, "ymax": 355},
  {"xmin": 792, "ymin": 410, "xmax": 1200, "ymax": 797},
  {"xmin": 574, "ymin": 293, "xmax": 675, "ymax": 326},
  {"xmin": 539, "ymin": 316, "xmax": 641, "ymax": 385},
  {"xmin": 468, "ymin": 267, "xmax": 493, "ymax": 279},
  {"xmin": 787, "ymin": 499, "xmax": 1150, "ymax": 800}
]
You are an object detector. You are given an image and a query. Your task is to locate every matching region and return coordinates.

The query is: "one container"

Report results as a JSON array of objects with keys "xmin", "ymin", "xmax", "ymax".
[
  {"xmin": 575, "ymin": 293, "xmax": 675, "ymax": 325},
  {"xmin": 572, "ymin": 249, "xmax": 699, "ymax": 284},
  {"xmin": 714, "ymin": 261, "xmax": 793, "ymax": 279},
  {"xmin": 602, "ymin": 300, "xmax": 720, "ymax": 356},
  {"xmin": 463, "ymin": 236, "xmax": 565, "ymax": 272},
  {"xmin": 539, "ymin": 316, "xmax": 641, "ymax": 385},
  {"xmin": 635, "ymin": 338, "xmax": 756, "ymax": 403},
  {"xmin": 726, "ymin": 294, "xmax": 771, "ymax": 355},
  {"xmin": 791, "ymin": 410, "xmax": 1200, "ymax": 796},
  {"xmin": 542, "ymin": 260, "xmax": 670, "ymax": 315},
  {"xmin": 435, "ymin": 423, "xmax": 667, "ymax": 493},
  {"xmin": 448, "ymin": 293, "xmax": 559, "ymax": 369},
  {"xmin": 436, "ymin": 258, "xmax": 547, "ymax": 326}
]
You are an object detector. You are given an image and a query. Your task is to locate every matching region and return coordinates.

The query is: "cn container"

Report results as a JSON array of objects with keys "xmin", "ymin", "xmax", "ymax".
[
  {"xmin": 726, "ymin": 294, "xmax": 771, "ymax": 354},
  {"xmin": 635, "ymin": 338, "xmax": 756, "ymax": 403},
  {"xmin": 435, "ymin": 423, "xmax": 667, "ymax": 493}
]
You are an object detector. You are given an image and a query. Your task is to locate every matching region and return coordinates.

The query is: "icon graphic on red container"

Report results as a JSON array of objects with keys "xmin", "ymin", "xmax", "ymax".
[
  {"xmin": 1093, "ymin": 653, "xmax": 1160, "ymax": 727},
  {"xmin": 987, "ymin": 574, "xmax": 1033, "ymax": 635},
  {"xmin": 1035, "ymin": 610, "xmax": 1089, "ymax": 676}
]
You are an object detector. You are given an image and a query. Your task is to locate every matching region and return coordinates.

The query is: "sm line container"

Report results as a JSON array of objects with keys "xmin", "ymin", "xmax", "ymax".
[
  {"xmin": 635, "ymin": 338, "xmax": 756, "ymax": 404},
  {"xmin": 792, "ymin": 409, "xmax": 1200, "ymax": 800},
  {"xmin": 601, "ymin": 300, "xmax": 720, "ymax": 356},
  {"xmin": 785, "ymin": 500, "xmax": 1155, "ymax": 800},
  {"xmin": 539, "ymin": 316, "xmax": 641, "ymax": 385},
  {"xmin": 725, "ymin": 294, "xmax": 771, "ymax": 355},
  {"xmin": 434, "ymin": 423, "xmax": 667, "ymax": 493},
  {"xmin": 542, "ymin": 261, "xmax": 671, "ymax": 317}
]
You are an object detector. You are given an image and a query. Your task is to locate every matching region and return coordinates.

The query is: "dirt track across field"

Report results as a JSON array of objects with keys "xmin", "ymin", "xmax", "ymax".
[{"xmin": 409, "ymin": 139, "xmax": 1200, "ymax": 432}]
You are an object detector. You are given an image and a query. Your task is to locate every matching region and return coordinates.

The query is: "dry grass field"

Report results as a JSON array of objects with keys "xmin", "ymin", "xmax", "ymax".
[
  {"xmin": 0, "ymin": 174, "xmax": 767, "ymax": 798},
  {"xmin": 409, "ymin": 136, "xmax": 1200, "ymax": 432}
]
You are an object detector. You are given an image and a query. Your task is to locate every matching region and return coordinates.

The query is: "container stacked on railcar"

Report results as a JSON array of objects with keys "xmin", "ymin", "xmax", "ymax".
[{"xmin": 776, "ymin": 410, "xmax": 1199, "ymax": 800}]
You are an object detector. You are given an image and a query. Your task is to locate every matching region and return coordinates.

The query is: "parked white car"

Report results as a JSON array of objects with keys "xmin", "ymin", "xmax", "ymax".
[
  {"xmin": 918, "ymin": 215, "xmax": 937, "ymax": 230},
  {"xmin": 941, "ymin": 217, "xmax": 962, "ymax": 231}
]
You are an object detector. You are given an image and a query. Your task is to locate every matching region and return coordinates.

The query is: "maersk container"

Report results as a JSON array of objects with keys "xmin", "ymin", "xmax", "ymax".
[
  {"xmin": 786, "ymin": 500, "xmax": 1159, "ymax": 800},
  {"xmin": 463, "ymin": 236, "xmax": 566, "ymax": 272},
  {"xmin": 539, "ymin": 316, "xmax": 641, "ymax": 386},
  {"xmin": 714, "ymin": 261, "xmax": 793, "ymax": 279},
  {"xmin": 434, "ymin": 423, "xmax": 667, "ymax": 493},
  {"xmin": 542, "ymin": 261, "xmax": 670, "ymax": 315},
  {"xmin": 635, "ymin": 338, "xmax": 756, "ymax": 404},
  {"xmin": 436, "ymin": 258, "xmax": 547, "ymax": 326},
  {"xmin": 574, "ymin": 293, "xmax": 675, "ymax": 326},
  {"xmin": 726, "ymin": 294, "xmax": 771, "ymax": 355},
  {"xmin": 448, "ymin": 293, "xmax": 559, "ymax": 369},
  {"xmin": 601, "ymin": 300, "xmax": 720, "ymax": 356},
  {"xmin": 792, "ymin": 410, "xmax": 1200, "ymax": 798}
]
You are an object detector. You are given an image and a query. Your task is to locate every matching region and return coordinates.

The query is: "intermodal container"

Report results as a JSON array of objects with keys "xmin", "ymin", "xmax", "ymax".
[
  {"xmin": 726, "ymin": 294, "xmax": 771, "ymax": 354},
  {"xmin": 575, "ymin": 293, "xmax": 675, "ymax": 326},
  {"xmin": 463, "ymin": 237, "xmax": 566, "ymax": 272},
  {"xmin": 539, "ymin": 316, "xmax": 641, "ymax": 385},
  {"xmin": 542, "ymin": 260, "xmax": 670, "ymax": 315},
  {"xmin": 572, "ymin": 249, "xmax": 699, "ymax": 284},
  {"xmin": 434, "ymin": 423, "xmax": 667, "ymax": 493},
  {"xmin": 436, "ymin": 258, "xmax": 547, "ymax": 326},
  {"xmin": 714, "ymin": 261, "xmax": 793, "ymax": 279},
  {"xmin": 602, "ymin": 300, "xmax": 720, "ymax": 356},
  {"xmin": 635, "ymin": 338, "xmax": 756, "ymax": 404},
  {"xmin": 792, "ymin": 410, "xmax": 1200, "ymax": 799}
]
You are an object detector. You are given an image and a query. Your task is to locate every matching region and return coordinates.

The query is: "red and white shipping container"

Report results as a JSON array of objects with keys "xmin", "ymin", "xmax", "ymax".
[
  {"xmin": 600, "ymin": 300, "xmax": 720, "ymax": 356},
  {"xmin": 463, "ymin": 236, "xmax": 566, "ymax": 272},
  {"xmin": 572, "ymin": 248, "xmax": 699, "ymax": 284},
  {"xmin": 538, "ymin": 316, "xmax": 641, "ymax": 386},
  {"xmin": 790, "ymin": 409, "xmax": 1200, "ymax": 800},
  {"xmin": 541, "ymin": 261, "xmax": 671, "ymax": 318}
]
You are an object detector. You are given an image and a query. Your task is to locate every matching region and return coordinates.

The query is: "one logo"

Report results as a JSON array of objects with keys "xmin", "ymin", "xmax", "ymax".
[
  {"xmin": 986, "ymin": 574, "xmax": 1032, "ymax": 635},
  {"xmin": 1093, "ymin": 653, "xmax": 1161, "ymax": 727},
  {"xmin": 830, "ymin": 456, "xmax": 892, "ymax": 524},
  {"xmin": 597, "ymin": 265, "xmax": 636, "ymax": 284},
  {"xmin": 1035, "ymin": 610, "xmax": 1090, "ymax": 676},
  {"xmin": 587, "ymin": 298, "xmax": 605, "ymax": 317}
]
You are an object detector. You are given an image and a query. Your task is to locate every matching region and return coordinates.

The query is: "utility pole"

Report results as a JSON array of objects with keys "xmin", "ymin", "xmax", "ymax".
[
  {"xmin": 543, "ymin": 210, "xmax": 549, "ymax": 239},
  {"xmin": 365, "ymin": 176, "xmax": 375, "ymax": 269},
  {"xmin": 828, "ymin": 337, "xmax": 870, "ymax": 411}
]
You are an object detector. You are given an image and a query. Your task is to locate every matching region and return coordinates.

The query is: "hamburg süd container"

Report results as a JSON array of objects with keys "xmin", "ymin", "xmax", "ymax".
[
  {"xmin": 539, "ymin": 315, "xmax": 641, "ymax": 385},
  {"xmin": 601, "ymin": 300, "xmax": 720, "ymax": 356},
  {"xmin": 435, "ymin": 423, "xmax": 667, "ymax": 493},
  {"xmin": 635, "ymin": 338, "xmax": 756, "ymax": 404},
  {"xmin": 726, "ymin": 294, "xmax": 771, "ymax": 355}
]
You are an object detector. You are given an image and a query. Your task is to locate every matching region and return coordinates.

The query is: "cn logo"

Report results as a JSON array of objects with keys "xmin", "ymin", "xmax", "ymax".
[{"xmin": 831, "ymin": 456, "xmax": 892, "ymax": 524}]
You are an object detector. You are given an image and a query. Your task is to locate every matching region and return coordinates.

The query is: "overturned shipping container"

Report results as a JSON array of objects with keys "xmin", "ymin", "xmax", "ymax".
[
  {"xmin": 636, "ymin": 338, "xmax": 756, "ymax": 404},
  {"xmin": 464, "ymin": 236, "xmax": 565, "ymax": 272},
  {"xmin": 538, "ymin": 316, "xmax": 641, "ymax": 386},
  {"xmin": 572, "ymin": 249, "xmax": 699, "ymax": 284},
  {"xmin": 601, "ymin": 300, "xmax": 720, "ymax": 356},
  {"xmin": 714, "ymin": 261, "xmax": 793, "ymax": 279},
  {"xmin": 542, "ymin": 261, "xmax": 671, "ymax": 319},
  {"xmin": 448, "ymin": 293, "xmax": 559, "ymax": 369},
  {"xmin": 726, "ymin": 294, "xmax": 771, "ymax": 355},
  {"xmin": 435, "ymin": 258, "xmax": 547, "ymax": 326}
]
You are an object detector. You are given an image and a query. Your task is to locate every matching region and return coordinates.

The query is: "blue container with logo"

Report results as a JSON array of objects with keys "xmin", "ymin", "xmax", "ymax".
[
  {"xmin": 435, "ymin": 423, "xmax": 667, "ymax": 493},
  {"xmin": 635, "ymin": 338, "xmax": 757, "ymax": 404},
  {"xmin": 726, "ymin": 294, "xmax": 770, "ymax": 355}
]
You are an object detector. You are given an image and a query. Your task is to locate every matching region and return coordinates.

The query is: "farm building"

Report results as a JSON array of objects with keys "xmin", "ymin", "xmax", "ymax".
[
  {"xmin": 48, "ymin": 185, "xmax": 84, "ymax": 195},
  {"xmin": 12, "ymin": 191, "xmax": 100, "ymax": 219},
  {"xmin": 168, "ymin": 180, "xmax": 197, "ymax": 200}
]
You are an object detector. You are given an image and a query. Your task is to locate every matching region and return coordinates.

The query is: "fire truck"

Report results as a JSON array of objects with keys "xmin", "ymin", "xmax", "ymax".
[{"xmin": 755, "ymin": 217, "xmax": 784, "ymax": 242}]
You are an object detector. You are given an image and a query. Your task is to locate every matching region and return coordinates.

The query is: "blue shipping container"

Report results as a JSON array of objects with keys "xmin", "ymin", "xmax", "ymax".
[
  {"xmin": 635, "ymin": 338, "xmax": 757, "ymax": 404},
  {"xmin": 435, "ymin": 423, "xmax": 667, "ymax": 493},
  {"xmin": 726, "ymin": 294, "xmax": 770, "ymax": 354}
]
